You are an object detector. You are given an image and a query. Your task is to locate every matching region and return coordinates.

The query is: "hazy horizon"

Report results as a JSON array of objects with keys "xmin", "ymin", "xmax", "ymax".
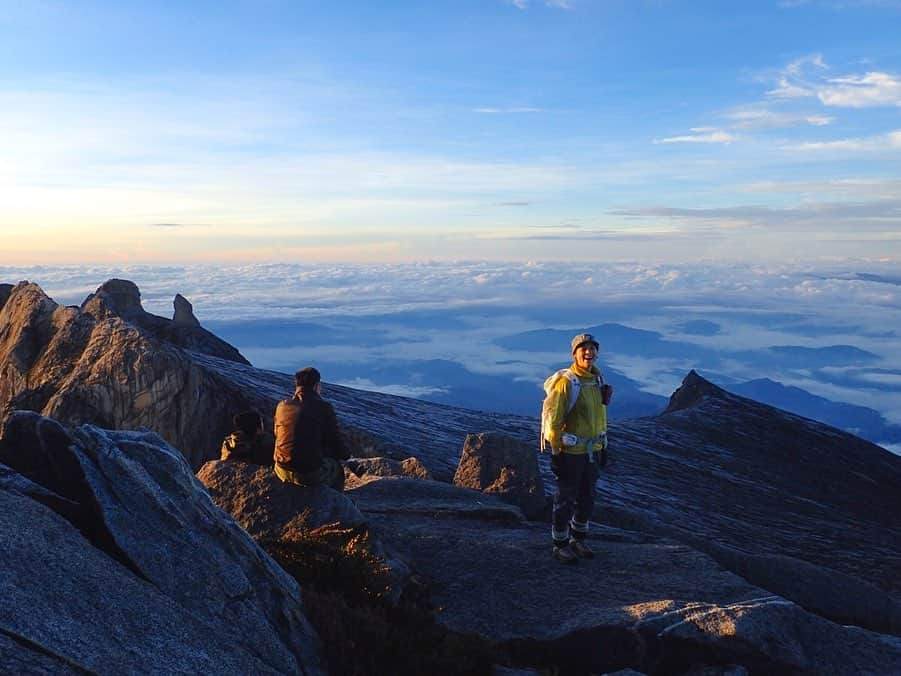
[{"xmin": 4, "ymin": 260, "xmax": 900, "ymax": 456}]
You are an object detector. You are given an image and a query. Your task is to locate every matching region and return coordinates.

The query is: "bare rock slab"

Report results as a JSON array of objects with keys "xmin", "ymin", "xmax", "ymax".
[
  {"xmin": 351, "ymin": 475, "xmax": 901, "ymax": 675},
  {"xmin": 0, "ymin": 412, "xmax": 323, "ymax": 675}
]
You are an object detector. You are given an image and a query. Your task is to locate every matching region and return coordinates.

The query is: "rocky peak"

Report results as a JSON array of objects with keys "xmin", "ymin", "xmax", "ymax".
[
  {"xmin": 78, "ymin": 279, "xmax": 248, "ymax": 365},
  {"xmin": 172, "ymin": 293, "xmax": 201, "ymax": 327},
  {"xmin": 80, "ymin": 278, "xmax": 144, "ymax": 320},
  {"xmin": 663, "ymin": 369, "xmax": 728, "ymax": 413},
  {"xmin": 0, "ymin": 281, "xmax": 252, "ymax": 466}
]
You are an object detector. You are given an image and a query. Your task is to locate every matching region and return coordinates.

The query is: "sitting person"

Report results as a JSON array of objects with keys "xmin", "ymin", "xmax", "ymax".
[
  {"xmin": 220, "ymin": 410, "xmax": 268, "ymax": 464},
  {"xmin": 273, "ymin": 366, "xmax": 348, "ymax": 491}
]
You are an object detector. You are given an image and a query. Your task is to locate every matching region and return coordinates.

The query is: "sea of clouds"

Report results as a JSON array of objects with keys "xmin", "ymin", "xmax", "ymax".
[{"xmin": 3, "ymin": 260, "xmax": 900, "ymax": 447}]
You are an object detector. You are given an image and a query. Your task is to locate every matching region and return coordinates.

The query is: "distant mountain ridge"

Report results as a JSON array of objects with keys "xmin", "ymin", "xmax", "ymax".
[{"xmin": 728, "ymin": 377, "xmax": 901, "ymax": 448}]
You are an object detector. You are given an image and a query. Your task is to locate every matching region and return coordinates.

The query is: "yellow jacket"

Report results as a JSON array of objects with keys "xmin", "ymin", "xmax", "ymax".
[{"xmin": 545, "ymin": 362, "xmax": 607, "ymax": 454}]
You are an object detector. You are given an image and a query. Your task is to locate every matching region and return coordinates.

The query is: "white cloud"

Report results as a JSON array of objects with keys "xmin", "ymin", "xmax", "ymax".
[
  {"xmin": 766, "ymin": 54, "xmax": 828, "ymax": 98},
  {"xmin": 818, "ymin": 71, "xmax": 901, "ymax": 107},
  {"xmin": 654, "ymin": 128, "xmax": 736, "ymax": 144},
  {"xmin": 509, "ymin": 0, "xmax": 572, "ymax": 8},
  {"xmin": 738, "ymin": 178, "xmax": 901, "ymax": 198},
  {"xmin": 785, "ymin": 128, "xmax": 901, "ymax": 151},
  {"xmin": 767, "ymin": 77, "xmax": 817, "ymax": 99},
  {"xmin": 726, "ymin": 108, "xmax": 833, "ymax": 130},
  {"xmin": 766, "ymin": 56, "xmax": 901, "ymax": 108},
  {"xmin": 333, "ymin": 378, "xmax": 449, "ymax": 398},
  {"xmin": 611, "ymin": 198, "xmax": 901, "ymax": 232},
  {"xmin": 473, "ymin": 107, "xmax": 545, "ymax": 114}
]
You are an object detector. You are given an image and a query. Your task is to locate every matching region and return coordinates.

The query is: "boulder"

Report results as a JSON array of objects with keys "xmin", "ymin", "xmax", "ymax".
[
  {"xmin": 454, "ymin": 432, "xmax": 546, "ymax": 519},
  {"xmin": 0, "ymin": 411, "xmax": 323, "ymax": 674},
  {"xmin": 198, "ymin": 459, "xmax": 414, "ymax": 604},
  {"xmin": 197, "ymin": 459, "xmax": 367, "ymax": 541},
  {"xmin": 352, "ymin": 475, "xmax": 901, "ymax": 675},
  {"xmin": 345, "ymin": 456, "xmax": 433, "ymax": 480}
]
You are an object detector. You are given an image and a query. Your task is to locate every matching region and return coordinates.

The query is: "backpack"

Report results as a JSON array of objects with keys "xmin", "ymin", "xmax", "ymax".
[{"xmin": 539, "ymin": 369, "xmax": 604, "ymax": 452}]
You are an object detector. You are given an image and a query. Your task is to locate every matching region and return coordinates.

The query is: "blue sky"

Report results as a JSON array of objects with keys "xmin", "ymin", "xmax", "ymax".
[{"xmin": 2, "ymin": 0, "xmax": 900, "ymax": 263}]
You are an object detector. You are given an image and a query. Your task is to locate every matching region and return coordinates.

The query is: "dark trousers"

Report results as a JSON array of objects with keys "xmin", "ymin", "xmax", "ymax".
[{"xmin": 552, "ymin": 453, "xmax": 599, "ymax": 544}]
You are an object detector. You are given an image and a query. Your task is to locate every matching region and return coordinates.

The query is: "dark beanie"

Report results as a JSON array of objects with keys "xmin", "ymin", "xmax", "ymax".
[
  {"xmin": 233, "ymin": 410, "xmax": 262, "ymax": 435},
  {"xmin": 295, "ymin": 366, "xmax": 321, "ymax": 388}
]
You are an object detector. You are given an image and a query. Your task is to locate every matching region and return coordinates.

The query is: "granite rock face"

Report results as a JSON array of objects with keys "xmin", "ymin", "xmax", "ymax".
[
  {"xmin": 0, "ymin": 411, "xmax": 322, "ymax": 675},
  {"xmin": 454, "ymin": 431, "xmax": 547, "ymax": 520},
  {"xmin": 593, "ymin": 370, "xmax": 901, "ymax": 636},
  {"xmin": 0, "ymin": 281, "xmax": 258, "ymax": 467},
  {"xmin": 347, "ymin": 475, "xmax": 901, "ymax": 675}
]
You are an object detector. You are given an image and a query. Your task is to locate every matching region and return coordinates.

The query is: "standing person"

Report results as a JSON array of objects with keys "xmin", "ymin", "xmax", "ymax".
[
  {"xmin": 544, "ymin": 333, "xmax": 613, "ymax": 563},
  {"xmin": 273, "ymin": 366, "xmax": 349, "ymax": 491}
]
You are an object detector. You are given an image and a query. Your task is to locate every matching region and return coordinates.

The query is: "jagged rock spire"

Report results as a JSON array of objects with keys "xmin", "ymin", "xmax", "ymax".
[
  {"xmin": 172, "ymin": 293, "xmax": 201, "ymax": 327},
  {"xmin": 663, "ymin": 369, "xmax": 724, "ymax": 414}
]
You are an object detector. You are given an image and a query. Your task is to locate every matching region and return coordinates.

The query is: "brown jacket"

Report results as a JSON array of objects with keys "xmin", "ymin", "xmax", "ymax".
[{"xmin": 273, "ymin": 388, "xmax": 347, "ymax": 474}]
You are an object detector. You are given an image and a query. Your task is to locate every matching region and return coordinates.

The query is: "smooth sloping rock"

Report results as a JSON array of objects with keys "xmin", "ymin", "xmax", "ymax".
[
  {"xmin": 454, "ymin": 431, "xmax": 546, "ymax": 519},
  {"xmin": 0, "ymin": 412, "xmax": 323, "ymax": 675},
  {"xmin": 350, "ymin": 475, "xmax": 526, "ymax": 523},
  {"xmin": 353, "ymin": 476, "xmax": 901, "ymax": 675},
  {"xmin": 197, "ymin": 459, "xmax": 367, "ymax": 541},
  {"xmin": 0, "ymin": 630, "xmax": 85, "ymax": 675},
  {"xmin": 0, "ymin": 488, "xmax": 300, "ymax": 674},
  {"xmin": 588, "ymin": 370, "xmax": 901, "ymax": 633}
]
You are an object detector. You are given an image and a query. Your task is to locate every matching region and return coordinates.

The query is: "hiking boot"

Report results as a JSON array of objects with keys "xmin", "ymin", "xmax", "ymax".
[
  {"xmin": 552, "ymin": 543, "xmax": 578, "ymax": 564},
  {"xmin": 568, "ymin": 538, "xmax": 594, "ymax": 559}
]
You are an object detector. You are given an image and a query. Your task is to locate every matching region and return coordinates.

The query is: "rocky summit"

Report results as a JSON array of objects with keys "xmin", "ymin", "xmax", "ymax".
[{"xmin": 2, "ymin": 279, "xmax": 901, "ymax": 675}]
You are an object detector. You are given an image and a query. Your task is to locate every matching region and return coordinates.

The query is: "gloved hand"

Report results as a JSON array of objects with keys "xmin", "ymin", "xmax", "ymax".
[
  {"xmin": 551, "ymin": 452, "xmax": 565, "ymax": 477},
  {"xmin": 561, "ymin": 433, "xmax": 578, "ymax": 447}
]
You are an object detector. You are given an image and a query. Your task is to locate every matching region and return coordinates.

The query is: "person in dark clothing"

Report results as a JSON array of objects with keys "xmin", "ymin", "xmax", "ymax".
[
  {"xmin": 220, "ymin": 410, "xmax": 270, "ymax": 464},
  {"xmin": 273, "ymin": 366, "xmax": 348, "ymax": 491}
]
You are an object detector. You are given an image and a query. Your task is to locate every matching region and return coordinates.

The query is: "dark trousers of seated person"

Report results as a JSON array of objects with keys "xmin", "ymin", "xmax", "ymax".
[
  {"xmin": 275, "ymin": 457, "xmax": 345, "ymax": 492},
  {"xmin": 552, "ymin": 453, "xmax": 599, "ymax": 546}
]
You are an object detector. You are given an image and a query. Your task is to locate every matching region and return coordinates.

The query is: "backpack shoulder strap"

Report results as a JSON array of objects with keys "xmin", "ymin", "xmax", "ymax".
[{"xmin": 560, "ymin": 369, "xmax": 581, "ymax": 414}]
